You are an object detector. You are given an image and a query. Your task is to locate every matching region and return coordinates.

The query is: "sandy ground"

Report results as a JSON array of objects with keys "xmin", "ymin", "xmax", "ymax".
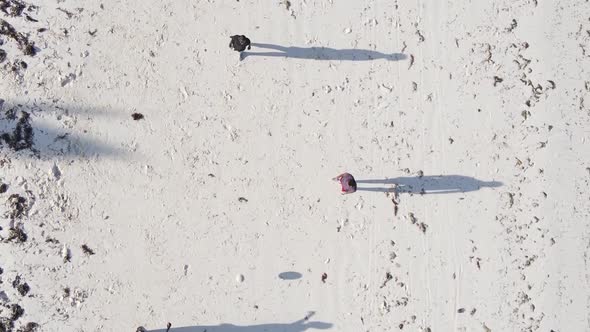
[{"xmin": 1, "ymin": 0, "xmax": 590, "ymax": 331}]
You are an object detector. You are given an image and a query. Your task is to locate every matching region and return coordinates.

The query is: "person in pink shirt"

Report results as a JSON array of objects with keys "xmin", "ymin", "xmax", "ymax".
[{"xmin": 333, "ymin": 173, "xmax": 357, "ymax": 194}]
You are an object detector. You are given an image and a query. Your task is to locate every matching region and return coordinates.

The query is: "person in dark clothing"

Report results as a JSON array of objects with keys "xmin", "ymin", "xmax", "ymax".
[
  {"xmin": 333, "ymin": 173, "xmax": 357, "ymax": 194},
  {"xmin": 229, "ymin": 35, "xmax": 251, "ymax": 52}
]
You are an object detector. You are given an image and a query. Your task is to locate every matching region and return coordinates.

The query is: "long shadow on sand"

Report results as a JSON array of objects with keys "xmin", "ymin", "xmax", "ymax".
[
  {"xmin": 356, "ymin": 175, "xmax": 502, "ymax": 194},
  {"xmin": 148, "ymin": 313, "xmax": 332, "ymax": 332},
  {"xmin": 241, "ymin": 43, "xmax": 407, "ymax": 61},
  {"xmin": 0, "ymin": 100, "xmax": 125, "ymax": 159}
]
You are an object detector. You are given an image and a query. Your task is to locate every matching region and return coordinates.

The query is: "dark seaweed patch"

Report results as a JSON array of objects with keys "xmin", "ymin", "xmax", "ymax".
[
  {"xmin": 0, "ymin": 0, "xmax": 26, "ymax": 17},
  {"xmin": 0, "ymin": 19, "xmax": 36, "ymax": 56},
  {"xmin": 7, "ymin": 194, "xmax": 26, "ymax": 219},
  {"xmin": 0, "ymin": 111, "xmax": 34, "ymax": 151},
  {"xmin": 10, "ymin": 304, "xmax": 24, "ymax": 321},
  {"xmin": 12, "ymin": 275, "xmax": 30, "ymax": 296},
  {"xmin": 16, "ymin": 322, "xmax": 39, "ymax": 332},
  {"xmin": 17, "ymin": 322, "xmax": 40, "ymax": 332},
  {"xmin": 5, "ymin": 226, "xmax": 27, "ymax": 243}
]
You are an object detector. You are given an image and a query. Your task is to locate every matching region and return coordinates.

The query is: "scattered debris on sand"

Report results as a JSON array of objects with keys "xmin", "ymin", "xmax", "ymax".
[
  {"xmin": 493, "ymin": 76, "xmax": 504, "ymax": 86},
  {"xmin": 81, "ymin": 244, "xmax": 95, "ymax": 255},
  {"xmin": 380, "ymin": 272, "xmax": 393, "ymax": 288},
  {"xmin": 507, "ymin": 19, "xmax": 518, "ymax": 32},
  {"xmin": 408, "ymin": 213, "xmax": 428, "ymax": 233},
  {"xmin": 416, "ymin": 30, "xmax": 425, "ymax": 42},
  {"xmin": 386, "ymin": 187, "xmax": 400, "ymax": 216},
  {"xmin": 45, "ymin": 237, "xmax": 59, "ymax": 244},
  {"xmin": 408, "ymin": 213, "xmax": 417, "ymax": 224},
  {"xmin": 6, "ymin": 194, "xmax": 27, "ymax": 219},
  {"xmin": 56, "ymin": 7, "xmax": 74, "ymax": 19},
  {"xmin": 4, "ymin": 226, "xmax": 27, "ymax": 243},
  {"xmin": 62, "ymin": 287, "xmax": 70, "ymax": 299},
  {"xmin": 280, "ymin": 0, "xmax": 296, "ymax": 18},
  {"xmin": 12, "ymin": 275, "xmax": 30, "ymax": 296},
  {"xmin": 17, "ymin": 322, "xmax": 40, "ymax": 332},
  {"xmin": 281, "ymin": 0, "xmax": 291, "ymax": 11},
  {"xmin": 417, "ymin": 222, "xmax": 428, "ymax": 233},
  {"xmin": 62, "ymin": 245, "xmax": 71, "ymax": 263},
  {"xmin": 408, "ymin": 54, "xmax": 415, "ymax": 69}
]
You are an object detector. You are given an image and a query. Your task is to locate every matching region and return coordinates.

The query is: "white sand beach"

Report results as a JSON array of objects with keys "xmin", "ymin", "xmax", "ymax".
[{"xmin": 1, "ymin": 0, "xmax": 589, "ymax": 331}]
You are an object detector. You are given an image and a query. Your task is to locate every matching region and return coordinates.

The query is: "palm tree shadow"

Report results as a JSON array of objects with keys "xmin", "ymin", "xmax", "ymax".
[
  {"xmin": 356, "ymin": 175, "xmax": 502, "ymax": 194},
  {"xmin": 147, "ymin": 313, "xmax": 333, "ymax": 332},
  {"xmin": 241, "ymin": 43, "xmax": 407, "ymax": 61},
  {"xmin": 0, "ymin": 99, "xmax": 126, "ymax": 159}
]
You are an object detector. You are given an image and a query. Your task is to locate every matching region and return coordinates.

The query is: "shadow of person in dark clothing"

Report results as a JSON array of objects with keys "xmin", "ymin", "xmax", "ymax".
[{"xmin": 240, "ymin": 43, "xmax": 407, "ymax": 61}]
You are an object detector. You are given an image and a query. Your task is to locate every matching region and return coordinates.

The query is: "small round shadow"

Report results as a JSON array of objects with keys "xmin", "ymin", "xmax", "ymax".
[{"xmin": 278, "ymin": 271, "xmax": 302, "ymax": 280}]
